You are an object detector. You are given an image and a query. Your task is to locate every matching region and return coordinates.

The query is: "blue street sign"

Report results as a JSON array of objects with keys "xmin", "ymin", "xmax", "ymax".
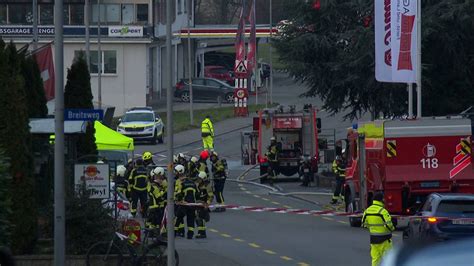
[{"xmin": 65, "ymin": 109, "xmax": 103, "ymax": 121}]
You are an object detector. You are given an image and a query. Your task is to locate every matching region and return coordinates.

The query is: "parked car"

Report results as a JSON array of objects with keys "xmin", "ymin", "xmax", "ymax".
[
  {"xmin": 174, "ymin": 78, "xmax": 235, "ymax": 103},
  {"xmin": 116, "ymin": 107, "xmax": 164, "ymax": 145},
  {"xmin": 403, "ymin": 193, "xmax": 474, "ymax": 245},
  {"xmin": 204, "ymin": 65, "xmax": 234, "ymax": 84}
]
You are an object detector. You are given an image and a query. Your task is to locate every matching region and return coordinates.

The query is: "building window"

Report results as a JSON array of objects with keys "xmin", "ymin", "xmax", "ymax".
[
  {"xmin": 92, "ymin": 4, "xmax": 106, "ymax": 24},
  {"xmin": 136, "ymin": 4, "xmax": 148, "ymax": 24},
  {"xmin": 0, "ymin": 4, "xmax": 7, "ymax": 24},
  {"xmin": 76, "ymin": 50, "xmax": 117, "ymax": 75},
  {"xmin": 40, "ymin": 4, "xmax": 54, "ymax": 25},
  {"xmin": 106, "ymin": 4, "xmax": 120, "ymax": 24},
  {"xmin": 122, "ymin": 4, "xmax": 134, "ymax": 25},
  {"xmin": 70, "ymin": 4, "xmax": 84, "ymax": 25},
  {"xmin": 9, "ymin": 4, "xmax": 33, "ymax": 25}
]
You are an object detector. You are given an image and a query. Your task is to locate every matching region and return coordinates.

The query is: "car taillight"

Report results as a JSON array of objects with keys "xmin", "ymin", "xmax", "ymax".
[
  {"xmin": 427, "ymin": 217, "xmax": 437, "ymax": 223},
  {"xmin": 118, "ymin": 201, "xmax": 129, "ymax": 210}
]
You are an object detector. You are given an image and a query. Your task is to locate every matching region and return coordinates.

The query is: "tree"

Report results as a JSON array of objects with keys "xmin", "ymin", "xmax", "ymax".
[
  {"xmin": 64, "ymin": 52, "xmax": 97, "ymax": 159},
  {"xmin": 0, "ymin": 40, "xmax": 37, "ymax": 254},
  {"xmin": 274, "ymin": 0, "xmax": 474, "ymax": 119},
  {"xmin": 0, "ymin": 149, "xmax": 12, "ymax": 247},
  {"xmin": 20, "ymin": 49, "xmax": 48, "ymax": 118}
]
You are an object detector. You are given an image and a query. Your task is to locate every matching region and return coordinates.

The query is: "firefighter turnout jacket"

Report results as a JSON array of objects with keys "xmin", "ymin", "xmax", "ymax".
[
  {"xmin": 332, "ymin": 160, "xmax": 346, "ymax": 178},
  {"xmin": 201, "ymin": 118, "xmax": 214, "ymax": 137},
  {"xmin": 197, "ymin": 182, "xmax": 214, "ymax": 205},
  {"xmin": 266, "ymin": 144, "xmax": 278, "ymax": 162},
  {"xmin": 148, "ymin": 180, "xmax": 167, "ymax": 209},
  {"xmin": 176, "ymin": 178, "xmax": 198, "ymax": 203},
  {"xmin": 362, "ymin": 200, "xmax": 395, "ymax": 244},
  {"xmin": 212, "ymin": 160, "xmax": 226, "ymax": 179},
  {"xmin": 128, "ymin": 166, "xmax": 149, "ymax": 191}
]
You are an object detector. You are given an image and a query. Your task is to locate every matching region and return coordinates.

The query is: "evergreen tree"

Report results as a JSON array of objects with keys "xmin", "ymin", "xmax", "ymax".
[
  {"xmin": 0, "ymin": 149, "xmax": 12, "ymax": 247},
  {"xmin": 19, "ymin": 48, "xmax": 48, "ymax": 118},
  {"xmin": 0, "ymin": 40, "xmax": 37, "ymax": 254},
  {"xmin": 64, "ymin": 52, "xmax": 97, "ymax": 159},
  {"xmin": 274, "ymin": 0, "xmax": 474, "ymax": 119}
]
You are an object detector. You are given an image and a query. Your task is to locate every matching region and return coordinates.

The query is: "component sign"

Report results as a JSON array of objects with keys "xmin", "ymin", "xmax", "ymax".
[
  {"xmin": 65, "ymin": 109, "xmax": 103, "ymax": 121},
  {"xmin": 74, "ymin": 164, "xmax": 110, "ymax": 199}
]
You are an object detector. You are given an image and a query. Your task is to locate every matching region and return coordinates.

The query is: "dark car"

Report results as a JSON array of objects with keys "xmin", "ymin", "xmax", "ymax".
[
  {"xmin": 403, "ymin": 193, "xmax": 474, "ymax": 245},
  {"xmin": 174, "ymin": 78, "xmax": 235, "ymax": 103}
]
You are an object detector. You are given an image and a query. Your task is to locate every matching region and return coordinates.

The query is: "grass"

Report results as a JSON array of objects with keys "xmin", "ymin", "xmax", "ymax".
[{"xmin": 159, "ymin": 103, "xmax": 276, "ymax": 134}]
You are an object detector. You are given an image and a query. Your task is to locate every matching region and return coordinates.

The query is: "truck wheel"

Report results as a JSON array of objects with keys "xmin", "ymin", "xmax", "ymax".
[{"xmin": 279, "ymin": 167, "xmax": 298, "ymax": 177}]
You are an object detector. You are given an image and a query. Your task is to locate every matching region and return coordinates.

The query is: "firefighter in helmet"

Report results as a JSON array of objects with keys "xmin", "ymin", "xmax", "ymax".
[
  {"xmin": 128, "ymin": 158, "xmax": 149, "ymax": 217},
  {"xmin": 142, "ymin": 151, "xmax": 155, "ymax": 167},
  {"xmin": 362, "ymin": 192, "xmax": 395, "ymax": 266},
  {"xmin": 146, "ymin": 167, "xmax": 167, "ymax": 232},
  {"xmin": 210, "ymin": 151, "xmax": 227, "ymax": 212},
  {"xmin": 331, "ymin": 155, "xmax": 346, "ymax": 204},
  {"xmin": 195, "ymin": 171, "xmax": 213, "ymax": 238},
  {"xmin": 266, "ymin": 136, "xmax": 279, "ymax": 184},
  {"xmin": 174, "ymin": 164, "xmax": 198, "ymax": 239}
]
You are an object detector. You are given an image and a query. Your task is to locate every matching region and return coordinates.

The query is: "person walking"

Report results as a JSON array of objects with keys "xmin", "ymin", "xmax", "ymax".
[
  {"xmin": 362, "ymin": 192, "xmax": 396, "ymax": 266},
  {"xmin": 331, "ymin": 156, "xmax": 346, "ymax": 204},
  {"xmin": 201, "ymin": 115, "xmax": 214, "ymax": 151},
  {"xmin": 128, "ymin": 159, "xmax": 149, "ymax": 218}
]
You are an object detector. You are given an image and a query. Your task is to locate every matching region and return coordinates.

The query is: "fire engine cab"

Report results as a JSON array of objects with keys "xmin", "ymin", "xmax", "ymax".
[
  {"xmin": 248, "ymin": 105, "xmax": 321, "ymax": 183},
  {"xmin": 344, "ymin": 117, "xmax": 474, "ymax": 227}
]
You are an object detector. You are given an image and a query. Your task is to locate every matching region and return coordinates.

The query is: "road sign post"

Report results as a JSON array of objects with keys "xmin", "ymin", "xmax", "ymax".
[{"xmin": 234, "ymin": 60, "xmax": 249, "ymax": 117}]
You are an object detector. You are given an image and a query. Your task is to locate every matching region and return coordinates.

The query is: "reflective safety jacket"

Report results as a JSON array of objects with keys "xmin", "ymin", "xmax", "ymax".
[
  {"xmin": 176, "ymin": 178, "xmax": 197, "ymax": 203},
  {"xmin": 332, "ymin": 160, "xmax": 346, "ymax": 178},
  {"xmin": 362, "ymin": 200, "xmax": 395, "ymax": 244},
  {"xmin": 187, "ymin": 161, "xmax": 199, "ymax": 179},
  {"xmin": 201, "ymin": 118, "xmax": 214, "ymax": 136},
  {"xmin": 266, "ymin": 144, "xmax": 278, "ymax": 162},
  {"xmin": 197, "ymin": 182, "xmax": 214, "ymax": 205},
  {"xmin": 129, "ymin": 166, "xmax": 149, "ymax": 191},
  {"xmin": 148, "ymin": 181, "xmax": 167, "ymax": 209},
  {"xmin": 212, "ymin": 160, "xmax": 226, "ymax": 179}
]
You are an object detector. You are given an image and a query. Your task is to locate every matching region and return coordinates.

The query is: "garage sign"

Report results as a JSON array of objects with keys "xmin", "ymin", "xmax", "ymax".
[{"xmin": 74, "ymin": 163, "xmax": 110, "ymax": 199}]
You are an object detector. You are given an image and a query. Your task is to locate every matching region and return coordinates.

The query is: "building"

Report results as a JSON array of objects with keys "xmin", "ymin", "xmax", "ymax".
[{"xmin": 0, "ymin": 0, "xmax": 154, "ymax": 115}]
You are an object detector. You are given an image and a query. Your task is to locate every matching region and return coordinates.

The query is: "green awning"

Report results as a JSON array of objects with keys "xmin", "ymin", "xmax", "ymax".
[{"xmin": 95, "ymin": 121, "xmax": 134, "ymax": 151}]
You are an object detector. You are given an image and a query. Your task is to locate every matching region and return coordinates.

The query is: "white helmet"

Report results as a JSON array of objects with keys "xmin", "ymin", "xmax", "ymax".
[
  {"xmin": 116, "ymin": 165, "xmax": 126, "ymax": 177},
  {"xmin": 178, "ymin": 153, "xmax": 185, "ymax": 159},
  {"xmin": 270, "ymin": 136, "xmax": 276, "ymax": 141},
  {"xmin": 198, "ymin": 171, "xmax": 207, "ymax": 180},
  {"xmin": 174, "ymin": 164, "xmax": 185, "ymax": 174},
  {"xmin": 173, "ymin": 155, "xmax": 179, "ymax": 163},
  {"xmin": 153, "ymin": 167, "xmax": 165, "ymax": 176},
  {"xmin": 190, "ymin": 156, "xmax": 198, "ymax": 163},
  {"xmin": 97, "ymin": 160, "xmax": 105, "ymax": 164}
]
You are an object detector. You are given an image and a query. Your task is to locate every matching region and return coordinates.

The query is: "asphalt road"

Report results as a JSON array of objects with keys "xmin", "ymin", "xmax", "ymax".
[{"xmin": 127, "ymin": 73, "xmax": 402, "ymax": 265}]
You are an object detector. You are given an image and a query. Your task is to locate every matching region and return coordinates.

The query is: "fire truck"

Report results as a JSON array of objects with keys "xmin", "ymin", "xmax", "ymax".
[
  {"xmin": 344, "ymin": 117, "xmax": 474, "ymax": 227},
  {"xmin": 247, "ymin": 105, "xmax": 320, "ymax": 183}
]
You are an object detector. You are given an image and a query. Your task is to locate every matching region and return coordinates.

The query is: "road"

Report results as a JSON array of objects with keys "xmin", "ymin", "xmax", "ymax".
[{"xmin": 133, "ymin": 73, "xmax": 396, "ymax": 265}]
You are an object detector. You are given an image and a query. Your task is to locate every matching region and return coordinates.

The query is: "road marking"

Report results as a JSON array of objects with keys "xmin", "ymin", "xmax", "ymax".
[
  {"xmin": 263, "ymin": 249, "xmax": 276, "ymax": 255},
  {"xmin": 240, "ymin": 187, "xmax": 247, "ymax": 191},
  {"xmin": 283, "ymin": 205, "xmax": 292, "ymax": 208},
  {"xmin": 245, "ymin": 191, "xmax": 252, "ymax": 194},
  {"xmin": 261, "ymin": 198, "xmax": 270, "ymax": 201},
  {"xmin": 248, "ymin": 243, "xmax": 260, "ymax": 248},
  {"xmin": 234, "ymin": 238, "xmax": 245, "ymax": 242},
  {"xmin": 298, "ymin": 262, "xmax": 310, "ymax": 266},
  {"xmin": 280, "ymin": 256, "xmax": 293, "ymax": 261},
  {"xmin": 238, "ymin": 184, "xmax": 243, "ymax": 187},
  {"xmin": 221, "ymin": 233, "xmax": 231, "ymax": 238},
  {"xmin": 271, "ymin": 201, "xmax": 280, "ymax": 205},
  {"xmin": 209, "ymin": 229, "xmax": 219, "ymax": 233},
  {"xmin": 338, "ymin": 220, "xmax": 348, "ymax": 224},
  {"xmin": 253, "ymin": 195, "xmax": 261, "ymax": 198},
  {"xmin": 322, "ymin": 217, "xmax": 334, "ymax": 221}
]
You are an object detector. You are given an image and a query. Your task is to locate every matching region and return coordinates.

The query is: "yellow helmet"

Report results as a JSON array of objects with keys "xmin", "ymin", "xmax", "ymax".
[{"xmin": 142, "ymin": 151, "xmax": 153, "ymax": 161}]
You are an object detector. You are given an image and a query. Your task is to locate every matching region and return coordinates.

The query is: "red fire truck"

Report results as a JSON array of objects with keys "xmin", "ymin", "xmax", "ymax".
[
  {"xmin": 344, "ymin": 118, "xmax": 474, "ymax": 226},
  {"xmin": 252, "ymin": 105, "xmax": 320, "ymax": 183}
]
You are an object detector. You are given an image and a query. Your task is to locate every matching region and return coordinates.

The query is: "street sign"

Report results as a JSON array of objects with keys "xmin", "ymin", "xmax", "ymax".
[
  {"xmin": 234, "ymin": 60, "xmax": 248, "ymax": 74},
  {"xmin": 74, "ymin": 163, "xmax": 110, "ymax": 199},
  {"xmin": 65, "ymin": 108, "xmax": 103, "ymax": 121}
]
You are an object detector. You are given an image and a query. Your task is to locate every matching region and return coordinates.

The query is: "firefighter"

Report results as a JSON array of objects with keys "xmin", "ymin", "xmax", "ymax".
[
  {"xmin": 210, "ymin": 152, "xmax": 227, "ymax": 212},
  {"xmin": 128, "ymin": 158, "xmax": 149, "ymax": 217},
  {"xmin": 362, "ymin": 192, "xmax": 395, "ymax": 266},
  {"xmin": 198, "ymin": 150, "xmax": 210, "ymax": 174},
  {"xmin": 174, "ymin": 164, "xmax": 198, "ymax": 239},
  {"xmin": 331, "ymin": 155, "xmax": 346, "ymax": 204},
  {"xmin": 195, "ymin": 171, "xmax": 213, "ymax": 239},
  {"xmin": 266, "ymin": 136, "xmax": 279, "ymax": 184},
  {"xmin": 299, "ymin": 155, "xmax": 313, "ymax": 187},
  {"xmin": 201, "ymin": 115, "xmax": 214, "ymax": 151},
  {"xmin": 143, "ymin": 151, "xmax": 155, "ymax": 168},
  {"xmin": 115, "ymin": 165, "xmax": 129, "ymax": 196},
  {"xmin": 146, "ymin": 167, "xmax": 167, "ymax": 232},
  {"xmin": 187, "ymin": 156, "xmax": 200, "ymax": 180},
  {"xmin": 174, "ymin": 165, "xmax": 185, "ymax": 237}
]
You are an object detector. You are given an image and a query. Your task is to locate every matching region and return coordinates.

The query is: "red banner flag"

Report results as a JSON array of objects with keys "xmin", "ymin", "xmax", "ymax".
[
  {"xmin": 235, "ymin": 4, "xmax": 246, "ymax": 63},
  {"xmin": 246, "ymin": 0, "xmax": 256, "ymax": 73},
  {"xmin": 34, "ymin": 44, "xmax": 55, "ymax": 101}
]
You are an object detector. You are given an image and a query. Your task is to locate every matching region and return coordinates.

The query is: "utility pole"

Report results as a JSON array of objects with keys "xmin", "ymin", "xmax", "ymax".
[
  {"xmin": 269, "ymin": 0, "xmax": 273, "ymax": 105},
  {"xmin": 53, "ymin": 0, "xmax": 65, "ymax": 265},
  {"xmin": 85, "ymin": 0, "xmax": 90, "ymax": 69},
  {"xmin": 97, "ymin": 0, "xmax": 102, "ymax": 109},
  {"xmin": 416, "ymin": 0, "xmax": 422, "ymax": 118},
  {"xmin": 32, "ymin": 0, "xmax": 38, "ymax": 50},
  {"xmin": 166, "ymin": 0, "xmax": 176, "ymax": 265},
  {"xmin": 187, "ymin": 0, "xmax": 194, "ymax": 125}
]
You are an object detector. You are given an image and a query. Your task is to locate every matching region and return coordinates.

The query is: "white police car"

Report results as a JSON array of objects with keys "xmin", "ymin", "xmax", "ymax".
[{"xmin": 116, "ymin": 107, "xmax": 164, "ymax": 144}]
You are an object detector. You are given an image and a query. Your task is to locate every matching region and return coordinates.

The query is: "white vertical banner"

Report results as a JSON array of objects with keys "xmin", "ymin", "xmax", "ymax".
[
  {"xmin": 391, "ymin": 0, "xmax": 417, "ymax": 82},
  {"xmin": 374, "ymin": 0, "xmax": 393, "ymax": 82},
  {"xmin": 375, "ymin": 0, "xmax": 418, "ymax": 83}
]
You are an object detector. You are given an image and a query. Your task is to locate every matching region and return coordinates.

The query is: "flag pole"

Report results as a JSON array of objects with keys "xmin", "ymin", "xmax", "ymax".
[
  {"xmin": 408, "ymin": 83, "xmax": 413, "ymax": 118},
  {"xmin": 416, "ymin": 0, "xmax": 422, "ymax": 118}
]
